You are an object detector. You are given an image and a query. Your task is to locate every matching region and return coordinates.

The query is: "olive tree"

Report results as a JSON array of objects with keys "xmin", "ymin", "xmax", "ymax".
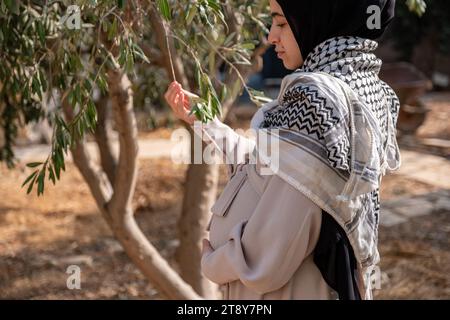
[{"xmin": 0, "ymin": 0, "xmax": 270, "ymax": 299}]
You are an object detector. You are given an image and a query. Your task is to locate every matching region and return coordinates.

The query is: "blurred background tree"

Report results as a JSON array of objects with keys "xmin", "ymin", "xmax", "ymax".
[{"xmin": 389, "ymin": 0, "xmax": 449, "ymax": 59}]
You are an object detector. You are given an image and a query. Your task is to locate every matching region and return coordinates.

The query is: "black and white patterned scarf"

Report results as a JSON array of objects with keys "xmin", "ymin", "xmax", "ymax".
[{"xmin": 250, "ymin": 36, "xmax": 402, "ymax": 299}]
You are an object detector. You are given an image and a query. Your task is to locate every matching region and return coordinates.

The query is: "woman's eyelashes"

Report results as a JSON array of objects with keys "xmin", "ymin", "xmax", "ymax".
[{"xmin": 270, "ymin": 19, "xmax": 286, "ymax": 28}]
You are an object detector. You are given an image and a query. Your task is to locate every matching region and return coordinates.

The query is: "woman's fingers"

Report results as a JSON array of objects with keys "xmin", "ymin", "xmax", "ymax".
[
  {"xmin": 164, "ymin": 87, "xmax": 175, "ymax": 107},
  {"xmin": 174, "ymin": 93, "xmax": 183, "ymax": 116},
  {"xmin": 165, "ymin": 82, "xmax": 198, "ymax": 125},
  {"xmin": 169, "ymin": 81, "xmax": 179, "ymax": 91},
  {"xmin": 170, "ymin": 88, "xmax": 184, "ymax": 108},
  {"xmin": 174, "ymin": 93, "xmax": 189, "ymax": 122},
  {"xmin": 167, "ymin": 88, "xmax": 180, "ymax": 111},
  {"xmin": 170, "ymin": 86, "xmax": 180, "ymax": 102},
  {"xmin": 183, "ymin": 95, "xmax": 190, "ymax": 106},
  {"xmin": 177, "ymin": 92, "xmax": 196, "ymax": 125}
]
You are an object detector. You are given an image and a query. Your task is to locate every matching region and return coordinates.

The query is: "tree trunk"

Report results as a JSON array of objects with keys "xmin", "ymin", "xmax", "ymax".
[
  {"xmin": 94, "ymin": 95, "xmax": 117, "ymax": 185},
  {"xmin": 147, "ymin": 7, "xmax": 220, "ymax": 297},
  {"xmin": 175, "ymin": 131, "xmax": 221, "ymax": 299},
  {"xmin": 63, "ymin": 68, "xmax": 201, "ymax": 300},
  {"xmin": 146, "ymin": 4, "xmax": 270, "ymax": 297}
]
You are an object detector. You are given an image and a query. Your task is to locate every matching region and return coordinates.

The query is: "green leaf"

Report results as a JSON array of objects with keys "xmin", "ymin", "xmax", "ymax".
[
  {"xmin": 220, "ymin": 84, "xmax": 227, "ymax": 102},
  {"xmin": 406, "ymin": 0, "xmax": 426, "ymax": 16},
  {"xmin": 31, "ymin": 74, "xmax": 42, "ymax": 99},
  {"xmin": 26, "ymin": 174, "xmax": 38, "ymax": 195},
  {"xmin": 157, "ymin": 0, "xmax": 172, "ymax": 21},
  {"xmin": 54, "ymin": 147, "xmax": 65, "ymax": 173},
  {"xmin": 241, "ymin": 42, "xmax": 255, "ymax": 50},
  {"xmin": 108, "ymin": 17, "xmax": 117, "ymax": 41},
  {"xmin": 118, "ymin": 40, "xmax": 127, "ymax": 66},
  {"xmin": 68, "ymin": 90, "xmax": 75, "ymax": 107},
  {"xmin": 233, "ymin": 51, "xmax": 252, "ymax": 65},
  {"xmin": 208, "ymin": 51, "xmax": 215, "ymax": 75},
  {"xmin": 76, "ymin": 116, "xmax": 84, "ymax": 138},
  {"xmin": 53, "ymin": 155, "xmax": 61, "ymax": 180},
  {"xmin": 125, "ymin": 47, "xmax": 134, "ymax": 73},
  {"xmin": 83, "ymin": 79, "xmax": 92, "ymax": 92},
  {"xmin": 36, "ymin": 21, "xmax": 45, "ymax": 46},
  {"xmin": 75, "ymin": 83, "xmax": 82, "ymax": 105},
  {"xmin": 97, "ymin": 73, "xmax": 108, "ymax": 94},
  {"xmin": 5, "ymin": 0, "xmax": 20, "ymax": 15},
  {"xmin": 207, "ymin": 0, "xmax": 221, "ymax": 12},
  {"xmin": 86, "ymin": 100, "xmax": 97, "ymax": 132},
  {"xmin": 26, "ymin": 162, "xmax": 43, "ymax": 168},
  {"xmin": 210, "ymin": 92, "xmax": 221, "ymax": 117},
  {"xmin": 223, "ymin": 32, "xmax": 236, "ymax": 46},
  {"xmin": 230, "ymin": 79, "xmax": 242, "ymax": 98},
  {"xmin": 132, "ymin": 43, "xmax": 150, "ymax": 64},
  {"xmin": 48, "ymin": 164, "xmax": 56, "ymax": 185},
  {"xmin": 37, "ymin": 169, "xmax": 45, "ymax": 196},
  {"xmin": 198, "ymin": 5, "xmax": 213, "ymax": 29},
  {"xmin": 102, "ymin": 20, "xmax": 109, "ymax": 33},
  {"xmin": 248, "ymin": 88, "xmax": 273, "ymax": 106},
  {"xmin": 38, "ymin": 69, "xmax": 47, "ymax": 92},
  {"xmin": 250, "ymin": 16, "xmax": 270, "ymax": 35},
  {"xmin": 185, "ymin": 4, "xmax": 197, "ymax": 25},
  {"xmin": 199, "ymin": 73, "xmax": 208, "ymax": 97},
  {"xmin": 22, "ymin": 170, "xmax": 38, "ymax": 188}
]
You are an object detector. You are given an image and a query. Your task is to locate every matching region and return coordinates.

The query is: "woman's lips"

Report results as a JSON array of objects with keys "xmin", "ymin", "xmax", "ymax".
[{"xmin": 277, "ymin": 52, "xmax": 285, "ymax": 58}]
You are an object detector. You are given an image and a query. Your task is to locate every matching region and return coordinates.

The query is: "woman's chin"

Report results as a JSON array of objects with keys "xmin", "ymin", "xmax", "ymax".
[
  {"xmin": 283, "ymin": 60, "xmax": 304, "ymax": 71},
  {"xmin": 283, "ymin": 61, "xmax": 295, "ymax": 70}
]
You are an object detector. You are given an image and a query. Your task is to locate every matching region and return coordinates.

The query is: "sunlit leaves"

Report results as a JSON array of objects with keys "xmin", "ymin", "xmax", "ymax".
[
  {"xmin": 173, "ymin": 1, "xmax": 272, "ymax": 121},
  {"xmin": 185, "ymin": 4, "xmax": 197, "ymax": 25},
  {"xmin": 22, "ymin": 115, "xmax": 70, "ymax": 196},
  {"xmin": 406, "ymin": 0, "xmax": 427, "ymax": 16},
  {"xmin": 157, "ymin": 0, "xmax": 172, "ymax": 21},
  {"xmin": 1, "ymin": 0, "xmax": 21, "ymax": 15},
  {"xmin": 2, "ymin": 0, "xmax": 273, "ymax": 196},
  {"xmin": 247, "ymin": 88, "xmax": 273, "ymax": 106}
]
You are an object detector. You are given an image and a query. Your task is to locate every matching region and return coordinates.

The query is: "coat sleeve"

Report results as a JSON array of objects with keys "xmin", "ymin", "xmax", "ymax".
[
  {"xmin": 192, "ymin": 116, "xmax": 257, "ymax": 178},
  {"xmin": 200, "ymin": 173, "xmax": 323, "ymax": 294}
]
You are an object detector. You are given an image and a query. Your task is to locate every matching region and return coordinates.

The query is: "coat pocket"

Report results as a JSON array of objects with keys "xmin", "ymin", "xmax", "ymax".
[{"xmin": 210, "ymin": 166, "xmax": 247, "ymax": 217}]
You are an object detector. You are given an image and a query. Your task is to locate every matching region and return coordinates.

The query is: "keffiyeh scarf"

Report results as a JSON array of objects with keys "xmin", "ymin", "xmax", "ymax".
[{"xmin": 250, "ymin": 36, "xmax": 402, "ymax": 299}]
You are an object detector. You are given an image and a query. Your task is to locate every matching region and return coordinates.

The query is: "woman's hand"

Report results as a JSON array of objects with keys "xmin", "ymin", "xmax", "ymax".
[{"xmin": 164, "ymin": 81, "xmax": 197, "ymax": 126}]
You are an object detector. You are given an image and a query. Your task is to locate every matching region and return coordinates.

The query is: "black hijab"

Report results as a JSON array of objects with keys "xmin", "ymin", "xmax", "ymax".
[{"xmin": 276, "ymin": 0, "xmax": 396, "ymax": 59}]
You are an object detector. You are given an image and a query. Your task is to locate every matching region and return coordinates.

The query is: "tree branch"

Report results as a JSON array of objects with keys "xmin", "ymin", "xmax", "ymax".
[
  {"xmin": 94, "ymin": 94, "xmax": 117, "ymax": 186},
  {"xmin": 148, "ymin": 6, "xmax": 191, "ymax": 90},
  {"xmin": 140, "ymin": 43, "xmax": 166, "ymax": 68},
  {"xmin": 221, "ymin": 42, "xmax": 270, "ymax": 118},
  {"xmin": 106, "ymin": 67, "xmax": 201, "ymax": 299},
  {"xmin": 219, "ymin": 4, "xmax": 270, "ymax": 118},
  {"xmin": 107, "ymin": 69, "xmax": 138, "ymax": 213},
  {"xmin": 62, "ymin": 100, "xmax": 113, "ymax": 223}
]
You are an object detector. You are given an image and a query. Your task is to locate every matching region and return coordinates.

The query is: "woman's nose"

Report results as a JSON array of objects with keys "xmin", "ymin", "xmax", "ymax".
[{"xmin": 267, "ymin": 24, "xmax": 279, "ymax": 45}]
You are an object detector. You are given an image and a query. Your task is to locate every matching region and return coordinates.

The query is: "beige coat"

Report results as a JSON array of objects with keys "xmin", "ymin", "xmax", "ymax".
[{"xmin": 194, "ymin": 118, "xmax": 336, "ymax": 300}]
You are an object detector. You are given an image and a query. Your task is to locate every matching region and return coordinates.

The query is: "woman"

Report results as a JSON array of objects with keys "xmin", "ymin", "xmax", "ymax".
[{"xmin": 165, "ymin": 0, "xmax": 401, "ymax": 300}]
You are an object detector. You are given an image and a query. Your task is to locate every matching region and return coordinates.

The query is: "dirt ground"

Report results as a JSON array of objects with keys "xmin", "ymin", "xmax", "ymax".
[{"xmin": 0, "ymin": 94, "xmax": 449, "ymax": 300}]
